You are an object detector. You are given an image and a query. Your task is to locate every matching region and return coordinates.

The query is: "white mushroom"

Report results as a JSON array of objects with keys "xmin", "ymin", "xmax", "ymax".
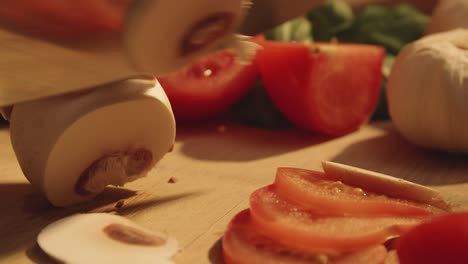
[
  {"xmin": 387, "ymin": 29, "xmax": 468, "ymax": 153},
  {"xmin": 124, "ymin": 0, "xmax": 249, "ymax": 76},
  {"xmin": 322, "ymin": 161, "xmax": 449, "ymax": 210},
  {"xmin": 38, "ymin": 213, "xmax": 178, "ymax": 264},
  {"xmin": 9, "ymin": 78, "xmax": 175, "ymax": 206},
  {"xmin": 426, "ymin": 0, "xmax": 468, "ymax": 34}
]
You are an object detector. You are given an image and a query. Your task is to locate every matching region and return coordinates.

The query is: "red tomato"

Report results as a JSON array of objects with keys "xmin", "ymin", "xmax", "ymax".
[
  {"xmin": 158, "ymin": 50, "xmax": 258, "ymax": 121},
  {"xmin": 249, "ymin": 185, "xmax": 422, "ymax": 255},
  {"xmin": 396, "ymin": 212, "xmax": 468, "ymax": 264},
  {"xmin": 254, "ymin": 40, "xmax": 384, "ymax": 136},
  {"xmin": 0, "ymin": 0, "xmax": 128, "ymax": 38},
  {"xmin": 333, "ymin": 245, "xmax": 387, "ymax": 264},
  {"xmin": 222, "ymin": 209, "xmax": 388, "ymax": 264},
  {"xmin": 275, "ymin": 167, "xmax": 436, "ymax": 217}
]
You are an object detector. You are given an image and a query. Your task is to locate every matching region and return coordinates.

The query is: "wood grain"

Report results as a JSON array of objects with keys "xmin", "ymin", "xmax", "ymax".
[{"xmin": 0, "ymin": 121, "xmax": 467, "ymax": 264}]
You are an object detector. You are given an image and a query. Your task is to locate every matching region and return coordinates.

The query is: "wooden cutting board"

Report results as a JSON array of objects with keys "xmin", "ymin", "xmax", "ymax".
[{"xmin": 1, "ymin": 121, "xmax": 467, "ymax": 264}]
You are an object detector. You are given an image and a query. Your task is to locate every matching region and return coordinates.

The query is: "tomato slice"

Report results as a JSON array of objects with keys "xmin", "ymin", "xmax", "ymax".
[
  {"xmin": 158, "ymin": 50, "xmax": 258, "ymax": 121},
  {"xmin": 333, "ymin": 245, "xmax": 387, "ymax": 264},
  {"xmin": 254, "ymin": 40, "xmax": 384, "ymax": 136},
  {"xmin": 249, "ymin": 185, "xmax": 422, "ymax": 255},
  {"xmin": 223, "ymin": 209, "xmax": 388, "ymax": 264},
  {"xmin": 396, "ymin": 212, "xmax": 468, "ymax": 264},
  {"xmin": 274, "ymin": 167, "xmax": 436, "ymax": 217}
]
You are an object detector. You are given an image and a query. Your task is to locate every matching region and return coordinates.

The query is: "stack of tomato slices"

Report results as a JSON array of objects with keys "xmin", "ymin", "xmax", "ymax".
[{"xmin": 222, "ymin": 163, "xmax": 446, "ymax": 264}]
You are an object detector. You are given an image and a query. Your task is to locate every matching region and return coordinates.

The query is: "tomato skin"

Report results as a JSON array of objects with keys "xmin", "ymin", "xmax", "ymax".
[
  {"xmin": 222, "ymin": 209, "xmax": 322, "ymax": 264},
  {"xmin": 255, "ymin": 40, "xmax": 384, "ymax": 136},
  {"xmin": 274, "ymin": 167, "xmax": 436, "ymax": 217},
  {"xmin": 249, "ymin": 185, "xmax": 421, "ymax": 255},
  {"xmin": 158, "ymin": 50, "xmax": 258, "ymax": 121},
  {"xmin": 222, "ymin": 209, "xmax": 388, "ymax": 264},
  {"xmin": 396, "ymin": 212, "xmax": 468, "ymax": 264}
]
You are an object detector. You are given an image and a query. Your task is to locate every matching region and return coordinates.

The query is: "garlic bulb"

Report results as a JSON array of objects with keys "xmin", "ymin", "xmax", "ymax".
[
  {"xmin": 38, "ymin": 213, "xmax": 179, "ymax": 264},
  {"xmin": 426, "ymin": 0, "xmax": 468, "ymax": 34},
  {"xmin": 9, "ymin": 79, "xmax": 176, "ymax": 206},
  {"xmin": 387, "ymin": 29, "xmax": 468, "ymax": 153}
]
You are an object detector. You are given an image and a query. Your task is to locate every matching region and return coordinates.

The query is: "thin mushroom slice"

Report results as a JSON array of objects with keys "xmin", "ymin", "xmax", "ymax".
[
  {"xmin": 322, "ymin": 161, "xmax": 449, "ymax": 210},
  {"xmin": 38, "ymin": 213, "xmax": 179, "ymax": 264}
]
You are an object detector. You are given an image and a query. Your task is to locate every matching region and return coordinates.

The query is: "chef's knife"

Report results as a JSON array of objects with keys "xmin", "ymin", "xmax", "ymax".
[
  {"xmin": 239, "ymin": 0, "xmax": 436, "ymax": 35},
  {"xmin": 0, "ymin": 0, "xmax": 245, "ymax": 108}
]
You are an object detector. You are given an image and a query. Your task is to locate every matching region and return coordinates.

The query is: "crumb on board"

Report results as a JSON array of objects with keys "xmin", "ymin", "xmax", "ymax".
[
  {"xmin": 217, "ymin": 125, "xmax": 227, "ymax": 133},
  {"xmin": 168, "ymin": 177, "xmax": 178, "ymax": 184},
  {"xmin": 114, "ymin": 199, "xmax": 125, "ymax": 209}
]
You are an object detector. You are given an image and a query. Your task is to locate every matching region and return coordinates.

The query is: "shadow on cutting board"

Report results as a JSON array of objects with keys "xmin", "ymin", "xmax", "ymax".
[
  {"xmin": 331, "ymin": 124, "xmax": 468, "ymax": 186},
  {"xmin": 176, "ymin": 122, "xmax": 329, "ymax": 162},
  {"xmin": 0, "ymin": 183, "xmax": 202, "ymax": 262}
]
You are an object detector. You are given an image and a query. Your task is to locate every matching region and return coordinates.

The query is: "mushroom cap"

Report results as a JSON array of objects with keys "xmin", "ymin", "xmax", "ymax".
[
  {"xmin": 38, "ymin": 213, "xmax": 179, "ymax": 264},
  {"xmin": 9, "ymin": 78, "xmax": 176, "ymax": 206},
  {"xmin": 124, "ymin": 0, "xmax": 245, "ymax": 76}
]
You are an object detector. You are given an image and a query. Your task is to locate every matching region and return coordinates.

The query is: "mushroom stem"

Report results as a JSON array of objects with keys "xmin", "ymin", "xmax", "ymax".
[{"xmin": 76, "ymin": 148, "xmax": 153, "ymax": 196}]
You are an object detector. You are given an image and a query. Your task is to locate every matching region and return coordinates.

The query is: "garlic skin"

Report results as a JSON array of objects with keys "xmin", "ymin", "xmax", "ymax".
[
  {"xmin": 387, "ymin": 29, "xmax": 468, "ymax": 153},
  {"xmin": 9, "ymin": 79, "xmax": 176, "ymax": 206},
  {"xmin": 38, "ymin": 213, "xmax": 178, "ymax": 264},
  {"xmin": 426, "ymin": 0, "xmax": 468, "ymax": 34}
]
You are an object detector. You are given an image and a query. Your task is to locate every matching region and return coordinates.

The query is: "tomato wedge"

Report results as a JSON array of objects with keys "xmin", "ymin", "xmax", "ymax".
[
  {"xmin": 255, "ymin": 40, "xmax": 384, "ymax": 136},
  {"xmin": 158, "ymin": 50, "xmax": 258, "ymax": 121},
  {"xmin": 249, "ymin": 185, "xmax": 422, "ymax": 254},
  {"xmin": 396, "ymin": 212, "xmax": 468, "ymax": 264},
  {"xmin": 274, "ymin": 167, "xmax": 436, "ymax": 217},
  {"xmin": 222, "ymin": 209, "xmax": 388, "ymax": 264}
]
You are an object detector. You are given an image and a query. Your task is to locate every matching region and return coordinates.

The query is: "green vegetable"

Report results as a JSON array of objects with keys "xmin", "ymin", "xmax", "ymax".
[
  {"xmin": 338, "ymin": 4, "xmax": 429, "ymax": 54},
  {"xmin": 230, "ymin": 79, "xmax": 291, "ymax": 128},
  {"xmin": 306, "ymin": 0, "xmax": 354, "ymax": 41},
  {"xmin": 265, "ymin": 17, "xmax": 313, "ymax": 43},
  {"xmin": 371, "ymin": 54, "xmax": 396, "ymax": 121}
]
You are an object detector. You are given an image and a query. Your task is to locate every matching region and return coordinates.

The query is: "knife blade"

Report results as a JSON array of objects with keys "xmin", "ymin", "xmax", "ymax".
[
  {"xmin": 0, "ymin": 0, "xmax": 245, "ymax": 108},
  {"xmin": 238, "ymin": 0, "xmax": 435, "ymax": 36},
  {"xmin": 239, "ymin": 0, "xmax": 325, "ymax": 36}
]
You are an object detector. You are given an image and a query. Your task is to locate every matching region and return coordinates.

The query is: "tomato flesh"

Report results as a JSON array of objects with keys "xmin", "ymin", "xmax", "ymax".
[
  {"xmin": 158, "ymin": 50, "xmax": 258, "ymax": 121},
  {"xmin": 249, "ymin": 185, "xmax": 422, "ymax": 254},
  {"xmin": 274, "ymin": 167, "xmax": 436, "ymax": 217},
  {"xmin": 396, "ymin": 212, "xmax": 468, "ymax": 264},
  {"xmin": 255, "ymin": 40, "xmax": 384, "ymax": 136},
  {"xmin": 223, "ymin": 209, "xmax": 388, "ymax": 264}
]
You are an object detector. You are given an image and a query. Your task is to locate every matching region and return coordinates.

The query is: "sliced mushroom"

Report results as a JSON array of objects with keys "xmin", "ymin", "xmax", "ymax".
[
  {"xmin": 124, "ymin": 0, "xmax": 248, "ymax": 76},
  {"xmin": 322, "ymin": 161, "xmax": 449, "ymax": 210},
  {"xmin": 9, "ymin": 78, "xmax": 176, "ymax": 206},
  {"xmin": 38, "ymin": 213, "xmax": 178, "ymax": 264}
]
